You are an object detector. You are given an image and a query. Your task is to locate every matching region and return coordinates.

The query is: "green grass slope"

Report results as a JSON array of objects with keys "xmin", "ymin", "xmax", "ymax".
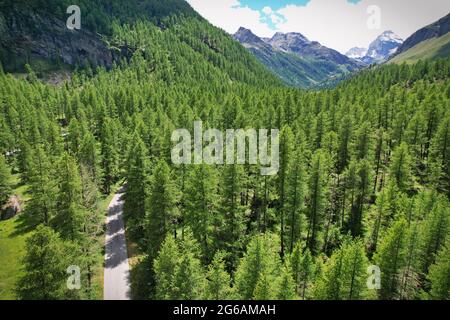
[{"xmin": 390, "ymin": 32, "xmax": 450, "ymax": 64}]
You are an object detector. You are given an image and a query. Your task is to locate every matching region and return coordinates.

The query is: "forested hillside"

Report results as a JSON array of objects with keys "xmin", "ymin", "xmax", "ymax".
[{"xmin": 0, "ymin": 1, "xmax": 449, "ymax": 301}]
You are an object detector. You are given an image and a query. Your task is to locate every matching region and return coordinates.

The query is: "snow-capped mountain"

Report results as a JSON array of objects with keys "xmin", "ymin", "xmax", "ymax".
[
  {"xmin": 363, "ymin": 31, "xmax": 403, "ymax": 64},
  {"xmin": 345, "ymin": 47, "xmax": 368, "ymax": 59}
]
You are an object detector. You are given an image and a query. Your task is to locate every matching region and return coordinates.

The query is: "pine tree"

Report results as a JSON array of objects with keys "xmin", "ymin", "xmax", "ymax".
[
  {"xmin": 353, "ymin": 121, "xmax": 372, "ymax": 160},
  {"xmin": 337, "ymin": 115, "xmax": 353, "ymax": 173},
  {"xmin": 172, "ymin": 234, "xmax": 206, "ymax": 300},
  {"xmin": 153, "ymin": 235, "xmax": 180, "ymax": 300},
  {"xmin": 214, "ymin": 164, "xmax": 246, "ymax": 268},
  {"xmin": 340, "ymin": 239, "xmax": 369, "ymax": 300},
  {"xmin": 253, "ymin": 269, "xmax": 278, "ymax": 300},
  {"xmin": 26, "ymin": 146, "xmax": 57, "ymax": 225},
  {"xmin": 184, "ymin": 164, "xmax": 218, "ymax": 259},
  {"xmin": 428, "ymin": 115, "xmax": 450, "ymax": 194},
  {"xmin": 0, "ymin": 154, "xmax": 12, "ymax": 207},
  {"xmin": 314, "ymin": 239, "xmax": 368, "ymax": 300},
  {"xmin": 146, "ymin": 159, "xmax": 179, "ymax": 260},
  {"xmin": 16, "ymin": 225, "xmax": 68, "ymax": 300},
  {"xmin": 123, "ymin": 133, "xmax": 149, "ymax": 242},
  {"xmin": 388, "ymin": 142, "xmax": 413, "ymax": 192},
  {"xmin": 278, "ymin": 126, "xmax": 294, "ymax": 257},
  {"xmin": 398, "ymin": 222, "xmax": 422, "ymax": 300},
  {"xmin": 277, "ymin": 263, "xmax": 297, "ymax": 300},
  {"xmin": 79, "ymin": 132, "xmax": 101, "ymax": 183},
  {"xmin": 52, "ymin": 153, "xmax": 84, "ymax": 241},
  {"xmin": 427, "ymin": 240, "xmax": 450, "ymax": 300},
  {"xmin": 375, "ymin": 218, "xmax": 407, "ymax": 300},
  {"xmin": 290, "ymin": 243, "xmax": 315, "ymax": 299},
  {"xmin": 204, "ymin": 252, "xmax": 233, "ymax": 300},
  {"xmin": 100, "ymin": 118, "xmax": 120, "ymax": 194},
  {"xmin": 234, "ymin": 233, "xmax": 281, "ymax": 299},
  {"xmin": 285, "ymin": 148, "xmax": 306, "ymax": 253},
  {"xmin": 154, "ymin": 232, "xmax": 205, "ymax": 300},
  {"xmin": 420, "ymin": 197, "xmax": 449, "ymax": 274},
  {"xmin": 369, "ymin": 181, "xmax": 404, "ymax": 253},
  {"xmin": 17, "ymin": 139, "xmax": 33, "ymax": 184},
  {"xmin": 306, "ymin": 150, "xmax": 329, "ymax": 255},
  {"xmin": 78, "ymin": 165, "xmax": 103, "ymax": 298},
  {"xmin": 347, "ymin": 159, "xmax": 371, "ymax": 237}
]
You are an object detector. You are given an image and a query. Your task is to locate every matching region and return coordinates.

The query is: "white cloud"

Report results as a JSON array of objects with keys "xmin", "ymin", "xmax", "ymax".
[
  {"xmin": 187, "ymin": 0, "xmax": 275, "ymax": 37},
  {"xmin": 276, "ymin": 0, "xmax": 450, "ymax": 53},
  {"xmin": 187, "ymin": 0, "xmax": 450, "ymax": 53},
  {"xmin": 262, "ymin": 6, "xmax": 272, "ymax": 15}
]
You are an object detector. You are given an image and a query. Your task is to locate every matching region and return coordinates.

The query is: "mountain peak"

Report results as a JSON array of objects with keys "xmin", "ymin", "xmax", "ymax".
[
  {"xmin": 363, "ymin": 30, "xmax": 403, "ymax": 64},
  {"xmin": 377, "ymin": 30, "xmax": 403, "ymax": 44},
  {"xmin": 236, "ymin": 26, "xmax": 252, "ymax": 34},
  {"xmin": 268, "ymin": 31, "xmax": 311, "ymax": 53},
  {"xmin": 234, "ymin": 27, "xmax": 264, "ymax": 45},
  {"xmin": 271, "ymin": 31, "xmax": 310, "ymax": 43},
  {"xmin": 345, "ymin": 47, "xmax": 368, "ymax": 59}
]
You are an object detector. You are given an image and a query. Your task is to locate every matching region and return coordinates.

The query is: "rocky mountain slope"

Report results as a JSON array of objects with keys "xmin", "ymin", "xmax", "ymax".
[
  {"xmin": 345, "ymin": 47, "xmax": 367, "ymax": 60},
  {"xmin": 234, "ymin": 27, "xmax": 363, "ymax": 88},
  {"xmin": 395, "ymin": 12, "xmax": 450, "ymax": 56},
  {"xmin": 390, "ymin": 12, "xmax": 450, "ymax": 63},
  {"xmin": 0, "ymin": 0, "xmax": 198, "ymax": 73}
]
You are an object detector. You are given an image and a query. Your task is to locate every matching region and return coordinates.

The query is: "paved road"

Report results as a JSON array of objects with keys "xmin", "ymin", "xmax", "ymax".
[{"xmin": 104, "ymin": 188, "xmax": 131, "ymax": 300}]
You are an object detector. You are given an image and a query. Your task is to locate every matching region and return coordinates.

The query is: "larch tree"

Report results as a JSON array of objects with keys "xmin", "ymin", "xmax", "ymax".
[
  {"xmin": 234, "ymin": 233, "xmax": 281, "ymax": 300},
  {"xmin": 278, "ymin": 126, "xmax": 294, "ymax": 257},
  {"xmin": 146, "ymin": 159, "xmax": 179, "ymax": 260},
  {"xmin": 277, "ymin": 263, "xmax": 297, "ymax": 300},
  {"xmin": 388, "ymin": 142, "xmax": 413, "ymax": 192},
  {"xmin": 314, "ymin": 239, "xmax": 368, "ymax": 300},
  {"xmin": 123, "ymin": 132, "xmax": 150, "ymax": 243},
  {"xmin": 171, "ymin": 233, "xmax": 206, "ymax": 300},
  {"xmin": 204, "ymin": 252, "xmax": 234, "ymax": 300},
  {"xmin": 289, "ymin": 243, "xmax": 315, "ymax": 299},
  {"xmin": 306, "ymin": 150, "xmax": 329, "ymax": 255},
  {"xmin": 184, "ymin": 164, "xmax": 218, "ymax": 260},
  {"xmin": 52, "ymin": 153, "xmax": 84, "ymax": 241},
  {"xmin": 0, "ymin": 154, "xmax": 12, "ymax": 207},
  {"xmin": 215, "ymin": 164, "xmax": 246, "ymax": 268},
  {"xmin": 420, "ymin": 197, "xmax": 449, "ymax": 274},
  {"xmin": 153, "ymin": 235, "xmax": 180, "ymax": 300},
  {"xmin": 27, "ymin": 146, "xmax": 57, "ymax": 225},
  {"xmin": 285, "ymin": 148, "xmax": 307, "ymax": 253},
  {"xmin": 100, "ymin": 118, "xmax": 120, "ymax": 194},
  {"xmin": 427, "ymin": 239, "xmax": 450, "ymax": 300},
  {"xmin": 375, "ymin": 218, "xmax": 407, "ymax": 300},
  {"xmin": 16, "ymin": 225, "xmax": 69, "ymax": 300}
]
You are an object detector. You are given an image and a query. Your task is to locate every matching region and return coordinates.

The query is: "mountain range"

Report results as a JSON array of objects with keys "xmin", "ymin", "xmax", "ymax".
[
  {"xmin": 234, "ymin": 27, "xmax": 363, "ymax": 88},
  {"xmin": 235, "ymin": 12, "xmax": 450, "ymax": 88},
  {"xmin": 0, "ymin": 1, "xmax": 448, "ymax": 88},
  {"xmin": 234, "ymin": 27, "xmax": 409, "ymax": 88}
]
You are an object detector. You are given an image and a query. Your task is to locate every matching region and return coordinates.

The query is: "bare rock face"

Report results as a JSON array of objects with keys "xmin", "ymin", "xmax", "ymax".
[
  {"xmin": 1, "ymin": 195, "xmax": 21, "ymax": 220},
  {"xmin": 0, "ymin": 6, "xmax": 114, "ymax": 71}
]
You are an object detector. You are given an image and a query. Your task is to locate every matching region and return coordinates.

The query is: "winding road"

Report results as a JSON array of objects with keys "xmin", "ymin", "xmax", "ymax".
[{"xmin": 104, "ymin": 187, "xmax": 131, "ymax": 300}]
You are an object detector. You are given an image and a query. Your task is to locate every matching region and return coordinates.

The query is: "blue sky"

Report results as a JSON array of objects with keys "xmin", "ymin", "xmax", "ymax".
[
  {"xmin": 238, "ymin": 0, "xmax": 365, "ymax": 11},
  {"xmin": 239, "ymin": 0, "xmax": 310, "ymax": 11},
  {"xmin": 187, "ymin": 0, "xmax": 450, "ymax": 53}
]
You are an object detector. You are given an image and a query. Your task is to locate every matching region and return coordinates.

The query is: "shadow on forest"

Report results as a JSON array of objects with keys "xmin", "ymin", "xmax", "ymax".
[
  {"xmin": 129, "ymin": 256, "xmax": 154, "ymax": 300},
  {"xmin": 9, "ymin": 209, "xmax": 41, "ymax": 238}
]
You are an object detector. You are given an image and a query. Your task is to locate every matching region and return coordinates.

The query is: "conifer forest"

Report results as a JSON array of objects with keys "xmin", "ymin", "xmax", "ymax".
[{"xmin": 0, "ymin": 0, "xmax": 449, "ymax": 301}]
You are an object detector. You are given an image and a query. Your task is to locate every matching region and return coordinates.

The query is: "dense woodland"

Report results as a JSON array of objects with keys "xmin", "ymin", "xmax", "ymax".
[{"xmin": 0, "ymin": 3, "xmax": 449, "ymax": 300}]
